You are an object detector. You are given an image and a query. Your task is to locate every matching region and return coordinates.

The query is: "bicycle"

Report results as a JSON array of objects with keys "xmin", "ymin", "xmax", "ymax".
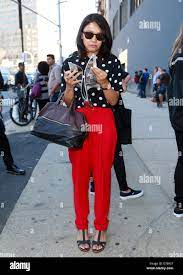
[{"xmin": 9, "ymin": 85, "xmax": 38, "ymax": 126}]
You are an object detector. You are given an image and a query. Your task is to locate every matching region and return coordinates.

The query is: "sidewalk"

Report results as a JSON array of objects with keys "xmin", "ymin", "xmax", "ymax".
[{"xmin": 0, "ymin": 92, "xmax": 182, "ymax": 258}]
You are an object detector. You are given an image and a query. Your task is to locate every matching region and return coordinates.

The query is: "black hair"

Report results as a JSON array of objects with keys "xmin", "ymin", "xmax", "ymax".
[
  {"xmin": 18, "ymin": 62, "xmax": 24, "ymax": 67},
  {"xmin": 144, "ymin": 68, "xmax": 148, "ymax": 71},
  {"xmin": 38, "ymin": 61, "xmax": 49, "ymax": 75},
  {"xmin": 47, "ymin": 54, "xmax": 55, "ymax": 60},
  {"xmin": 76, "ymin": 13, "xmax": 113, "ymax": 59}
]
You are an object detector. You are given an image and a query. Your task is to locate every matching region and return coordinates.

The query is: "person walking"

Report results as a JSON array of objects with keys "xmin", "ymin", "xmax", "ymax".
[
  {"xmin": 0, "ymin": 111, "xmax": 25, "ymax": 175},
  {"xmin": 60, "ymin": 13, "xmax": 123, "ymax": 253},
  {"xmin": 15, "ymin": 63, "xmax": 29, "ymax": 122},
  {"xmin": 47, "ymin": 54, "xmax": 61, "ymax": 102},
  {"xmin": 141, "ymin": 68, "xmax": 149, "ymax": 98},
  {"xmin": 168, "ymin": 25, "xmax": 183, "ymax": 217},
  {"xmin": 137, "ymin": 70, "xmax": 144, "ymax": 97},
  {"xmin": 134, "ymin": 71, "xmax": 140, "ymax": 85},
  {"xmin": 155, "ymin": 69, "xmax": 170, "ymax": 108},
  {"xmin": 15, "ymin": 62, "xmax": 28, "ymax": 88},
  {"xmin": 152, "ymin": 66, "xmax": 160, "ymax": 92},
  {"xmin": 33, "ymin": 61, "xmax": 50, "ymax": 111}
]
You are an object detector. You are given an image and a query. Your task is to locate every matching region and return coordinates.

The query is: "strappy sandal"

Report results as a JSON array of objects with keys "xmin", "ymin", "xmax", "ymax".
[
  {"xmin": 77, "ymin": 230, "xmax": 91, "ymax": 252},
  {"xmin": 92, "ymin": 231, "xmax": 106, "ymax": 253}
]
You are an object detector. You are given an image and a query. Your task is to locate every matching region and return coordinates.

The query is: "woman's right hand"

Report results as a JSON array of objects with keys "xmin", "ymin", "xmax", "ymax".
[
  {"xmin": 64, "ymin": 70, "xmax": 81, "ymax": 90},
  {"xmin": 63, "ymin": 70, "xmax": 81, "ymax": 106}
]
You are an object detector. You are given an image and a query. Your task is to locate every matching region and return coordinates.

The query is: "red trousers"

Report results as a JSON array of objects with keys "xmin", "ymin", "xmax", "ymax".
[{"xmin": 68, "ymin": 103, "xmax": 117, "ymax": 231}]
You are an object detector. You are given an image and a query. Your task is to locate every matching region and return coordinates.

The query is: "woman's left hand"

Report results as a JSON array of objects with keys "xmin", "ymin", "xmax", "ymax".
[{"xmin": 91, "ymin": 67, "xmax": 109, "ymax": 88}]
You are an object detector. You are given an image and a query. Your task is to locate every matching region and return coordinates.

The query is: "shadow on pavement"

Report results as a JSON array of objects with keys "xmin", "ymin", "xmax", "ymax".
[{"xmin": 0, "ymin": 131, "xmax": 49, "ymax": 233}]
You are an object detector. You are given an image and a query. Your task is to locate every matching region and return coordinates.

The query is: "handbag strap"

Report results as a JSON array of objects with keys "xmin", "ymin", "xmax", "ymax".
[
  {"xmin": 55, "ymin": 92, "xmax": 76, "ymax": 113},
  {"xmin": 55, "ymin": 92, "xmax": 68, "ymax": 106}
]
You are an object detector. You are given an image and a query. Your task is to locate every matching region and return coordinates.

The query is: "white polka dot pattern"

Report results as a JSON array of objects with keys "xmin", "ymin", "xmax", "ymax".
[{"xmin": 60, "ymin": 53, "xmax": 126, "ymax": 109}]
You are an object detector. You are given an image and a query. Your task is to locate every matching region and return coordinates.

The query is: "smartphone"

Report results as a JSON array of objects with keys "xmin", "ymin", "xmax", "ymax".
[{"xmin": 68, "ymin": 62, "xmax": 83, "ymax": 82}]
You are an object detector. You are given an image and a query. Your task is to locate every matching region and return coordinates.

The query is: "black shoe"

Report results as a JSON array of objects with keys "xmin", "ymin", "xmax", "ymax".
[
  {"xmin": 7, "ymin": 164, "xmax": 26, "ymax": 175},
  {"xmin": 174, "ymin": 202, "xmax": 183, "ymax": 218},
  {"xmin": 120, "ymin": 188, "xmax": 144, "ymax": 201},
  {"xmin": 90, "ymin": 180, "xmax": 95, "ymax": 195}
]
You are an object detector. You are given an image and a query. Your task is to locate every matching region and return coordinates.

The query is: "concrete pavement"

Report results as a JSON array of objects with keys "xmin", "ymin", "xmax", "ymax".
[{"xmin": 0, "ymin": 92, "xmax": 182, "ymax": 258}]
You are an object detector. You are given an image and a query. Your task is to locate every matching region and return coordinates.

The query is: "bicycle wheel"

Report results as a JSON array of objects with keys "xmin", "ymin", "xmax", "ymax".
[{"xmin": 10, "ymin": 100, "xmax": 33, "ymax": 126}]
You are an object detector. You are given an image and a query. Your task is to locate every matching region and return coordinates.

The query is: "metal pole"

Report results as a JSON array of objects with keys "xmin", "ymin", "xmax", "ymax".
[
  {"xmin": 18, "ymin": 0, "xmax": 24, "ymax": 60},
  {"xmin": 58, "ymin": 1, "xmax": 62, "ymax": 65}
]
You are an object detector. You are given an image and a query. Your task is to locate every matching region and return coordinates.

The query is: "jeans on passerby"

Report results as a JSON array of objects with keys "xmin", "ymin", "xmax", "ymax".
[
  {"xmin": 138, "ymin": 83, "xmax": 145, "ymax": 98},
  {"xmin": 174, "ymin": 131, "xmax": 183, "ymax": 203},
  {"xmin": 139, "ymin": 83, "xmax": 147, "ymax": 98}
]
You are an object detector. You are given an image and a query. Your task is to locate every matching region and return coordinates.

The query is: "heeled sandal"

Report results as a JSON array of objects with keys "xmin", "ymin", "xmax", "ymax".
[
  {"xmin": 77, "ymin": 230, "xmax": 91, "ymax": 252},
  {"xmin": 92, "ymin": 231, "xmax": 106, "ymax": 253}
]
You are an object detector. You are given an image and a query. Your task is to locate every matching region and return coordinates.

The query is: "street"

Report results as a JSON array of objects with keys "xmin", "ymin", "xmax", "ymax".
[{"xmin": 0, "ymin": 91, "xmax": 181, "ymax": 257}]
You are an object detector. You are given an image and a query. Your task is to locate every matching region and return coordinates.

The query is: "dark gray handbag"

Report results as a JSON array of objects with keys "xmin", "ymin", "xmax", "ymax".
[{"xmin": 31, "ymin": 96, "xmax": 88, "ymax": 148}]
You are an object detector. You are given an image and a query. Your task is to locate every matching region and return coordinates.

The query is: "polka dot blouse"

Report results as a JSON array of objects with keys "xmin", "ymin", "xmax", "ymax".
[{"xmin": 60, "ymin": 51, "xmax": 125, "ymax": 109}]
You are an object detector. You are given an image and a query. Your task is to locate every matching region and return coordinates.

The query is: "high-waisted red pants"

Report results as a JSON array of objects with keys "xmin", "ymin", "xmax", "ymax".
[{"xmin": 68, "ymin": 103, "xmax": 117, "ymax": 231}]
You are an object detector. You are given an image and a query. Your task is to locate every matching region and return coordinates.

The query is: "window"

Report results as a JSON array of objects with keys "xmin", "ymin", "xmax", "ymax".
[
  {"xmin": 120, "ymin": 0, "xmax": 128, "ymax": 30},
  {"xmin": 130, "ymin": 0, "xmax": 135, "ymax": 15},
  {"xmin": 130, "ymin": 0, "xmax": 143, "ymax": 16},
  {"xmin": 113, "ymin": 11, "xmax": 119, "ymax": 40}
]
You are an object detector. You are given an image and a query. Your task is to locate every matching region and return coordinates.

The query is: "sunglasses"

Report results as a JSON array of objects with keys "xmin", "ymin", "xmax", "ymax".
[{"xmin": 83, "ymin": 31, "xmax": 105, "ymax": 42}]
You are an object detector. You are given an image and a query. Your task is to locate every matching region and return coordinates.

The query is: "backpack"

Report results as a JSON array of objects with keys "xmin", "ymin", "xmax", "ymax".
[{"xmin": 30, "ymin": 82, "xmax": 41, "ymax": 99}]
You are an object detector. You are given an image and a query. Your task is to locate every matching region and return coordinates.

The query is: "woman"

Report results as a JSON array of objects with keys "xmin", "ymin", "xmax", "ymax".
[
  {"xmin": 33, "ymin": 61, "xmax": 49, "ymax": 111},
  {"xmin": 168, "ymin": 25, "xmax": 183, "ymax": 217},
  {"xmin": 61, "ymin": 14, "xmax": 123, "ymax": 253}
]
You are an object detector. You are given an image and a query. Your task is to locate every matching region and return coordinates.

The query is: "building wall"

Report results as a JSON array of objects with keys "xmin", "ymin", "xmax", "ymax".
[
  {"xmin": 36, "ymin": 0, "xmax": 59, "ymax": 64},
  {"xmin": 107, "ymin": 0, "xmax": 183, "ymax": 74},
  {"xmin": 0, "ymin": 0, "xmax": 38, "ymax": 71},
  {"xmin": 0, "ymin": 0, "xmax": 59, "ymax": 72}
]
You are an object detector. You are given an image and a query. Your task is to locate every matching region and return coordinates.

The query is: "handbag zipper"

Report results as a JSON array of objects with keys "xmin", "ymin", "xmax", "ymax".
[{"xmin": 41, "ymin": 116, "xmax": 71, "ymax": 127}]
